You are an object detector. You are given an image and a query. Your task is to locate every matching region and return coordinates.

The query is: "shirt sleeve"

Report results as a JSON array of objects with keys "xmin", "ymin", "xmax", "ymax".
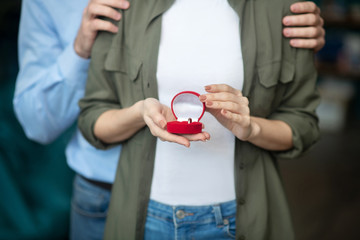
[
  {"xmin": 269, "ymin": 49, "xmax": 321, "ymax": 159},
  {"xmin": 13, "ymin": 0, "xmax": 89, "ymax": 144},
  {"xmin": 77, "ymin": 29, "xmax": 123, "ymax": 150}
]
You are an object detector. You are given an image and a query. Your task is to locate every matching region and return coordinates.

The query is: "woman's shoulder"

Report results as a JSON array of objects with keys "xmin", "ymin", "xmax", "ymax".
[{"xmin": 254, "ymin": 0, "xmax": 296, "ymax": 16}]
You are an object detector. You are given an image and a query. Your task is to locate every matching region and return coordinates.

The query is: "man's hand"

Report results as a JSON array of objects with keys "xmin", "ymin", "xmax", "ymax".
[
  {"xmin": 283, "ymin": 1, "xmax": 325, "ymax": 52},
  {"xmin": 74, "ymin": 0, "xmax": 130, "ymax": 59}
]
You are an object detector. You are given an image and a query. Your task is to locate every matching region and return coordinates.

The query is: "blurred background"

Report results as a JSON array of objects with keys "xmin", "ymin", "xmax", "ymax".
[
  {"xmin": 0, "ymin": 0, "xmax": 359, "ymax": 239},
  {"xmin": 0, "ymin": 1, "xmax": 74, "ymax": 239}
]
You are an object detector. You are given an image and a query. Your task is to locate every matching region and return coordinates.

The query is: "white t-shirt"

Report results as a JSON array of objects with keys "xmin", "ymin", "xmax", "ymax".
[{"xmin": 151, "ymin": 0, "xmax": 244, "ymax": 205}]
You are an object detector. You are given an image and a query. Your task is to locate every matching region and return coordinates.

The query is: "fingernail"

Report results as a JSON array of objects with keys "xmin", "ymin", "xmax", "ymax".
[
  {"xmin": 199, "ymin": 95, "xmax": 206, "ymax": 101},
  {"xmin": 284, "ymin": 29, "xmax": 291, "ymax": 36},
  {"xmin": 124, "ymin": 1, "xmax": 130, "ymax": 8},
  {"xmin": 290, "ymin": 39, "xmax": 299, "ymax": 46},
  {"xmin": 206, "ymin": 101, "xmax": 213, "ymax": 106},
  {"xmin": 291, "ymin": 4, "xmax": 299, "ymax": 12},
  {"xmin": 283, "ymin": 17, "xmax": 291, "ymax": 25},
  {"xmin": 205, "ymin": 85, "xmax": 211, "ymax": 91},
  {"xmin": 110, "ymin": 26, "xmax": 119, "ymax": 33}
]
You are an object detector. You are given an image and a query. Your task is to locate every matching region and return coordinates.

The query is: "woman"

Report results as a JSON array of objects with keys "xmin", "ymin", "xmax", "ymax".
[{"xmin": 78, "ymin": 0, "xmax": 320, "ymax": 239}]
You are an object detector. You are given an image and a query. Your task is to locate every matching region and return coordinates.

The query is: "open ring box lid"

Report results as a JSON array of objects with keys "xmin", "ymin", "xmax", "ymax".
[{"xmin": 167, "ymin": 91, "xmax": 205, "ymax": 134}]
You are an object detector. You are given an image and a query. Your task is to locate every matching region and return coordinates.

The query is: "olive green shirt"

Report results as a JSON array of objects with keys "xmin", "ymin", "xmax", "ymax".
[{"xmin": 78, "ymin": 0, "xmax": 320, "ymax": 239}]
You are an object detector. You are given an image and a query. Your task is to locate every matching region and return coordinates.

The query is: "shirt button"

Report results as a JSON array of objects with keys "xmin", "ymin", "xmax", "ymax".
[
  {"xmin": 176, "ymin": 210, "xmax": 185, "ymax": 219},
  {"xmin": 223, "ymin": 218, "xmax": 229, "ymax": 225},
  {"xmin": 238, "ymin": 198, "xmax": 246, "ymax": 205}
]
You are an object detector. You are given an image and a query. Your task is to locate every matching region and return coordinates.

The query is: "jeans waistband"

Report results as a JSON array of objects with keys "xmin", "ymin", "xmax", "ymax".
[{"xmin": 147, "ymin": 199, "xmax": 236, "ymax": 225}]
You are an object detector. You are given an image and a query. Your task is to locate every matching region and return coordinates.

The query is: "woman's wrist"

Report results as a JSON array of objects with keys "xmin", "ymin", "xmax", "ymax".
[
  {"xmin": 240, "ymin": 117, "xmax": 293, "ymax": 151},
  {"xmin": 94, "ymin": 100, "xmax": 146, "ymax": 143},
  {"xmin": 133, "ymin": 100, "xmax": 146, "ymax": 125},
  {"xmin": 237, "ymin": 117, "xmax": 261, "ymax": 142},
  {"xmin": 247, "ymin": 118, "xmax": 261, "ymax": 142}
]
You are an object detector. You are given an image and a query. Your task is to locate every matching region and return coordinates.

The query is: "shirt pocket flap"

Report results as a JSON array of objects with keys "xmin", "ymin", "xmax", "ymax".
[
  {"xmin": 258, "ymin": 60, "xmax": 294, "ymax": 88},
  {"xmin": 279, "ymin": 60, "xmax": 295, "ymax": 84},
  {"xmin": 104, "ymin": 47, "xmax": 142, "ymax": 81}
]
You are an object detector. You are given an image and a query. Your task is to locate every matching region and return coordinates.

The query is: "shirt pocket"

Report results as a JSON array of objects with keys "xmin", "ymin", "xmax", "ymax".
[
  {"xmin": 250, "ymin": 60, "xmax": 295, "ymax": 117},
  {"xmin": 104, "ymin": 47, "xmax": 144, "ymax": 107},
  {"xmin": 104, "ymin": 47, "xmax": 142, "ymax": 80}
]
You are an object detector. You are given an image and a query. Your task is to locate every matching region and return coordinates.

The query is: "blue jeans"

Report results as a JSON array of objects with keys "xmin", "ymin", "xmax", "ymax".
[
  {"xmin": 70, "ymin": 175, "xmax": 111, "ymax": 240},
  {"xmin": 144, "ymin": 199, "xmax": 237, "ymax": 240}
]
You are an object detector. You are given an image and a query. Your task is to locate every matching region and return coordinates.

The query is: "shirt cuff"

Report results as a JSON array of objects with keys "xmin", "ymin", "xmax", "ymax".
[
  {"xmin": 78, "ymin": 107, "xmax": 120, "ymax": 150},
  {"xmin": 269, "ymin": 112, "xmax": 320, "ymax": 159}
]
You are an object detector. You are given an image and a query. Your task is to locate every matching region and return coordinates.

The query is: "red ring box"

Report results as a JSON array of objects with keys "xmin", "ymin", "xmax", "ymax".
[{"xmin": 167, "ymin": 91, "xmax": 205, "ymax": 134}]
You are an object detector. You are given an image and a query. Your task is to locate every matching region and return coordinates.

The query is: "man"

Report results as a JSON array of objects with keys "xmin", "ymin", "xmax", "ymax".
[{"xmin": 13, "ymin": 0, "xmax": 325, "ymax": 239}]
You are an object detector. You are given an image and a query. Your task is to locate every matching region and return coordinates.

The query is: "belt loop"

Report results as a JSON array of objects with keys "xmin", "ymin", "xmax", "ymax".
[{"xmin": 212, "ymin": 204, "xmax": 224, "ymax": 226}]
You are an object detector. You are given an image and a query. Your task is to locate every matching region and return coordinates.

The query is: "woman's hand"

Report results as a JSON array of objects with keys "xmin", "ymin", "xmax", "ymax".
[
  {"xmin": 94, "ymin": 98, "xmax": 210, "ymax": 147},
  {"xmin": 141, "ymin": 98, "xmax": 210, "ymax": 147},
  {"xmin": 200, "ymin": 84, "xmax": 293, "ymax": 151},
  {"xmin": 199, "ymin": 84, "xmax": 258, "ymax": 141}
]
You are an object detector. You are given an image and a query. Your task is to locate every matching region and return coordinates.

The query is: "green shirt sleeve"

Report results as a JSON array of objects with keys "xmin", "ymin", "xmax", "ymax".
[
  {"xmin": 269, "ymin": 49, "xmax": 321, "ymax": 159},
  {"xmin": 78, "ymin": 30, "xmax": 122, "ymax": 150}
]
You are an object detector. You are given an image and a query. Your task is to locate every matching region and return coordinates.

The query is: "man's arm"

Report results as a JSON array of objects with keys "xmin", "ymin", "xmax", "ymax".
[
  {"xmin": 282, "ymin": 1, "xmax": 325, "ymax": 52},
  {"xmin": 13, "ymin": 0, "xmax": 129, "ymax": 144}
]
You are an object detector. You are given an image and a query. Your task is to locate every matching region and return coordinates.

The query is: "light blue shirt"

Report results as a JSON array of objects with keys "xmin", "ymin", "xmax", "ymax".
[{"xmin": 13, "ymin": 0, "xmax": 121, "ymax": 183}]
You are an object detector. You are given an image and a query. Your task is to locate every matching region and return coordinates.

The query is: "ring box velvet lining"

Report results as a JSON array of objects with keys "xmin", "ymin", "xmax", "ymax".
[{"xmin": 167, "ymin": 91, "xmax": 205, "ymax": 134}]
